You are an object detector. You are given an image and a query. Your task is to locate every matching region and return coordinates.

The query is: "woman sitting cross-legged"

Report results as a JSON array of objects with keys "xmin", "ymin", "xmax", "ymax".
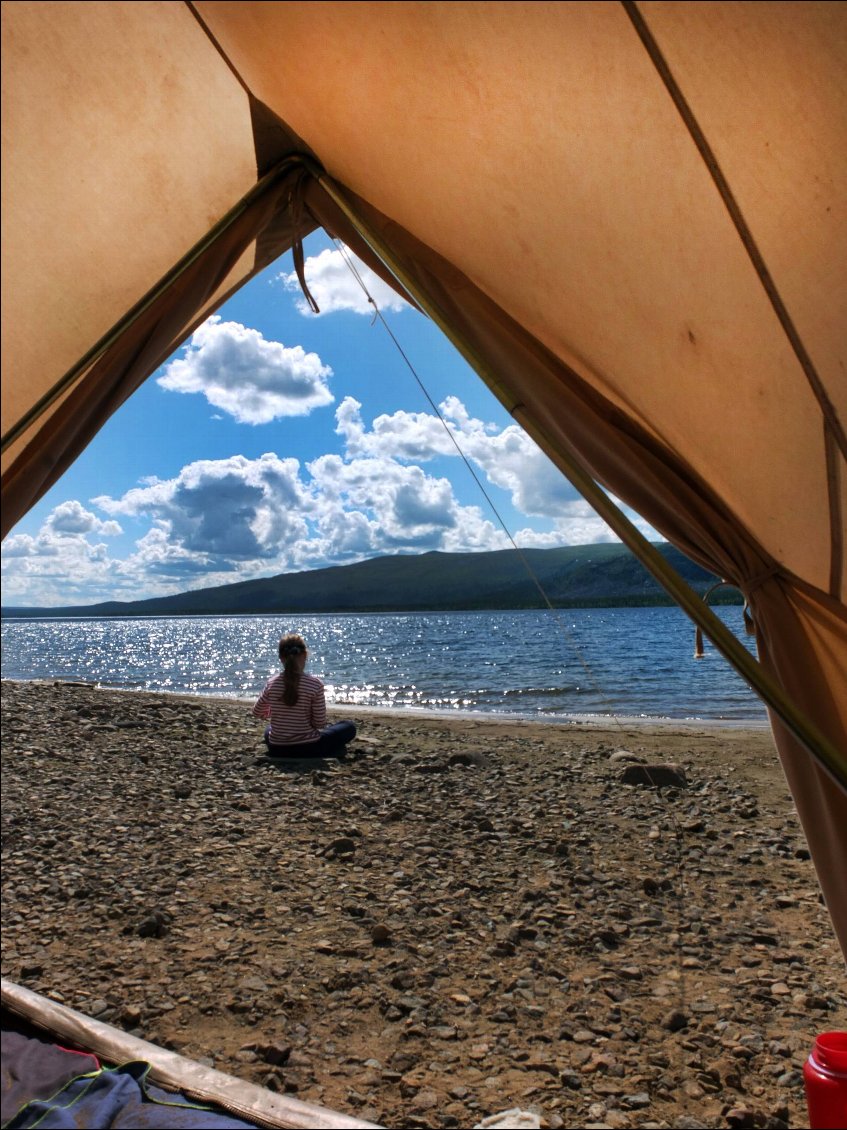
[{"xmin": 252, "ymin": 633, "xmax": 356, "ymax": 758}]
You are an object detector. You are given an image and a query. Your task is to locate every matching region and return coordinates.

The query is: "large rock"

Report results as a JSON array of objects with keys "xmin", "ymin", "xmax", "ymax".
[{"xmin": 618, "ymin": 763, "xmax": 688, "ymax": 788}]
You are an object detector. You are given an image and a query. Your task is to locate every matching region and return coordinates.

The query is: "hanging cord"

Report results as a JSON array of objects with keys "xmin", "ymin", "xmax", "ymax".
[{"xmin": 332, "ymin": 240, "xmax": 631, "ymax": 726}]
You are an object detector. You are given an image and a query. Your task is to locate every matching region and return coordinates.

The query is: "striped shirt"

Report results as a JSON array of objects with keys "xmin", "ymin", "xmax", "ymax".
[{"xmin": 252, "ymin": 673, "xmax": 327, "ymax": 744}]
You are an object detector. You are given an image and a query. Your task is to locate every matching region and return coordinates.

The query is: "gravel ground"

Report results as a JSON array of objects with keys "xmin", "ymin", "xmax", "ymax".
[{"xmin": 2, "ymin": 679, "xmax": 845, "ymax": 1130}]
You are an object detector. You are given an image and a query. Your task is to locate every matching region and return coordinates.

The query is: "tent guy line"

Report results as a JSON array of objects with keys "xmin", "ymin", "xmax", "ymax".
[{"xmin": 330, "ymin": 237, "xmax": 632, "ymax": 732}]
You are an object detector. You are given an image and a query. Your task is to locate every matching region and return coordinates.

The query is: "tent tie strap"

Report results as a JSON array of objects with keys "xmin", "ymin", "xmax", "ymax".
[
  {"xmin": 289, "ymin": 176, "xmax": 321, "ymax": 314},
  {"xmin": 741, "ymin": 565, "xmax": 783, "ymax": 599},
  {"xmin": 693, "ymin": 577, "xmax": 766, "ymax": 658}
]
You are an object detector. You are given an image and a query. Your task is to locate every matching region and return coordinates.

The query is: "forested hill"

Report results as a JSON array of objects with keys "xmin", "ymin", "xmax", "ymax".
[{"xmin": 2, "ymin": 543, "xmax": 740, "ymax": 619}]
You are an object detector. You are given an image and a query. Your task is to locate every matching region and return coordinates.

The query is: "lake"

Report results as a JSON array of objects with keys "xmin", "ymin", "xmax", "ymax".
[{"xmin": 0, "ymin": 606, "xmax": 768, "ymax": 725}]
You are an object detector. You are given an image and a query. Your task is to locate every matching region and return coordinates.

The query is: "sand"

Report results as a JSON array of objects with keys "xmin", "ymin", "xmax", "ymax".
[{"xmin": 1, "ymin": 679, "xmax": 845, "ymax": 1130}]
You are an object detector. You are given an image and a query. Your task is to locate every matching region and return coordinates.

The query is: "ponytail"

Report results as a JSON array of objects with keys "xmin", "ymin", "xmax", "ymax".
[
  {"xmin": 277, "ymin": 633, "xmax": 307, "ymax": 707},
  {"xmin": 282, "ymin": 654, "xmax": 301, "ymax": 706}
]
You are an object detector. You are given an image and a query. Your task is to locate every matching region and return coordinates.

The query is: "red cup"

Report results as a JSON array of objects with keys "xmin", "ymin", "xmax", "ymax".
[{"xmin": 804, "ymin": 1032, "xmax": 847, "ymax": 1129}]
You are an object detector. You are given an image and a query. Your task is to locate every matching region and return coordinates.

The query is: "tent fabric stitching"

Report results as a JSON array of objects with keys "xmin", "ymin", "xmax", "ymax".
[{"xmin": 184, "ymin": 0, "xmax": 252, "ymax": 97}]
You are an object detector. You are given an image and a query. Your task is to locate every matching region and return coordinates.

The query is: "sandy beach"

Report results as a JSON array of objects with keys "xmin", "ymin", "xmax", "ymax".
[{"xmin": 2, "ymin": 679, "xmax": 844, "ymax": 1130}]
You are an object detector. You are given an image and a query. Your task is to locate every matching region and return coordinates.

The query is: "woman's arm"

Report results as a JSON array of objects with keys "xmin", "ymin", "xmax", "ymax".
[
  {"xmin": 310, "ymin": 683, "xmax": 328, "ymax": 731},
  {"xmin": 252, "ymin": 683, "xmax": 272, "ymax": 720}
]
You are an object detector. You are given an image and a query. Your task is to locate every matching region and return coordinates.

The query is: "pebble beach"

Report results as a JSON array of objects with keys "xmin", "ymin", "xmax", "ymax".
[{"xmin": 1, "ymin": 679, "xmax": 845, "ymax": 1130}]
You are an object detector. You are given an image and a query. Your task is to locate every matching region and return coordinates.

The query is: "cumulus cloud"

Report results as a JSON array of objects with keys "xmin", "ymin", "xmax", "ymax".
[
  {"xmin": 95, "ymin": 454, "xmax": 309, "ymax": 567},
  {"xmin": 307, "ymin": 454, "xmax": 490, "ymax": 555},
  {"xmin": 280, "ymin": 247, "xmax": 410, "ymax": 317},
  {"xmin": 2, "ymin": 398, "xmax": 661, "ymax": 606},
  {"xmin": 332, "ymin": 398, "xmax": 660, "ymax": 544},
  {"xmin": 335, "ymin": 397, "xmax": 458, "ymax": 462},
  {"xmin": 0, "ymin": 503, "xmax": 124, "ymax": 605},
  {"xmin": 90, "ymin": 447, "xmax": 504, "ymax": 585},
  {"xmin": 334, "ymin": 396, "xmax": 580, "ymax": 517},
  {"xmin": 43, "ymin": 500, "xmax": 123, "ymax": 538},
  {"xmin": 157, "ymin": 317, "xmax": 334, "ymax": 424}
]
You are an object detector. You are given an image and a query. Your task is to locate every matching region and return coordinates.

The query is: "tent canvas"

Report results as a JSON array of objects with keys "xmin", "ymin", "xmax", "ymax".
[{"xmin": 2, "ymin": 0, "xmax": 846, "ymax": 1106}]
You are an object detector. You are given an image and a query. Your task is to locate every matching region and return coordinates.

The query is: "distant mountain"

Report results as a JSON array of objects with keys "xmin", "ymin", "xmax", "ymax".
[{"xmin": 1, "ymin": 544, "xmax": 739, "ymax": 619}]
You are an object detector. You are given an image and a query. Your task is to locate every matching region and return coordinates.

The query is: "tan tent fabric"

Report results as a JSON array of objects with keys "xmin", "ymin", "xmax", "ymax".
[
  {"xmin": 2, "ymin": 2, "xmax": 845, "ymax": 955},
  {"xmin": 1, "ymin": 1, "xmax": 257, "ymax": 465}
]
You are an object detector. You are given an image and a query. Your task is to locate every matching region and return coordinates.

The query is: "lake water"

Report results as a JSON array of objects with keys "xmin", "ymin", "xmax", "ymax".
[{"xmin": 0, "ymin": 607, "xmax": 768, "ymax": 725}]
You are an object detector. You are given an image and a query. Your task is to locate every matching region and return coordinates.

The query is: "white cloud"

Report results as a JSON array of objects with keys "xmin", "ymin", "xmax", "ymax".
[
  {"xmin": 44, "ymin": 500, "xmax": 122, "ymax": 538},
  {"xmin": 307, "ymin": 453, "xmax": 501, "ymax": 555},
  {"xmin": 280, "ymin": 247, "xmax": 410, "ymax": 317},
  {"xmin": 0, "ymin": 503, "xmax": 124, "ymax": 605},
  {"xmin": 2, "ymin": 398, "xmax": 661, "ymax": 606},
  {"xmin": 1, "ymin": 533, "xmax": 39, "ymax": 559},
  {"xmin": 157, "ymin": 317, "xmax": 334, "ymax": 424},
  {"xmin": 334, "ymin": 396, "xmax": 580, "ymax": 516},
  {"xmin": 335, "ymin": 396, "xmax": 458, "ymax": 462},
  {"xmin": 331, "ymin": 398, "xmax": 660, "ymax": 543},
  {"xmin": 95, "ymin": 454, "xmax": 309, "ymax": 566}
]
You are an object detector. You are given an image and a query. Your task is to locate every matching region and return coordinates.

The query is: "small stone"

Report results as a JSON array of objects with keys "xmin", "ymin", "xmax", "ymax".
[
  {"xmin": 621, "ymin": 1092, "xmax": 650, "ymax": 1109},
  {"xmin": 321, "ymin": 837, "xmax": 356, "ymax": 858},
  {"xmin": 661, "ymin": 1009, "xmax": 689, "ymax": 1032},
  {"xmin": 410, "ymin": 1088, "xmax": 439, "ymax": 1111},
  {"xmin": 776, "ymin": 1070, "xmax": 804, "ymax": 1088},
  {"xmin": 725, "ymin": 1109, "xmax": 758, "ymax": 1129},
  {"xmin": 448, "ymin": 751, "xmax": 489, "ymax": 768},
  {"xmin": 136, "ymin": 913, "xmax": 167, "ymax": 938},
  {"xmin": 259, "ymin": 1043, "xmax": 292, "ymax": 1066},
  {"xmin": 805, "ymin": 994, "xmax": 832, "ymax": 1010}
]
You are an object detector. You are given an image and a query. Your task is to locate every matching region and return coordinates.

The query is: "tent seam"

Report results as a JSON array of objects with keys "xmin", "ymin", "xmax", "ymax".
[
  {"xmin": 183, "ymin": 1, "xmax": 252, "ymax": 97},
  {"xmin": 621, "ymin": 0, "xmax": 847, "ymax": 467}
]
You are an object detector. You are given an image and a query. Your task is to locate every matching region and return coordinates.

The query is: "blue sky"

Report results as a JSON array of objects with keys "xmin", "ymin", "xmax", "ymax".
[{"xmin": 2, "ymin": 231, "xmax": 658, "ymax": 607}]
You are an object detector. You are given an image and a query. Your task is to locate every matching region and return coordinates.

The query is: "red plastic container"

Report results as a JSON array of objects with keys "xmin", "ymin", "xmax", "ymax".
[{"xmin": 804, "ymin": 1032, "xmax": 847, "ymax": 1129}]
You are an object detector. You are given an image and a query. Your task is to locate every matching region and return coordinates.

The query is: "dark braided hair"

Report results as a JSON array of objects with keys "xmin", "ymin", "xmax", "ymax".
[{"xmin": 278, "ymin": 633, "xmax": 307, "ymax": 706}]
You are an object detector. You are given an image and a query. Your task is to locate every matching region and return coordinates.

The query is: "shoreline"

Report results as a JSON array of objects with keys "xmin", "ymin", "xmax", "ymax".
[
  {"xmin": 2, "ymin": 676, "xmax": 771, "ymax": 734},
  {"xmin": 2, "ymin": 677, "xmax": 842, "ymax": 1130}
]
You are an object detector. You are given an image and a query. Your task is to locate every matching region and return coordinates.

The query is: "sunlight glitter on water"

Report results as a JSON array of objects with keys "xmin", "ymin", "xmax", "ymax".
[{"xmin": 1, "ymin": 607, "xmax": 767, "ymax": 723}]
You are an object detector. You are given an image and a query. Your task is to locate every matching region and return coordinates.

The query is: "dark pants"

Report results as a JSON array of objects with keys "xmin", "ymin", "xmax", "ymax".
[{"xmin": 263, "ymin": 721, "xmax": 357, "ymax": 759}]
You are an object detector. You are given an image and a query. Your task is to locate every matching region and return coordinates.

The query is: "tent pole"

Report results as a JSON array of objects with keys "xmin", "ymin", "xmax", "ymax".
[{"xmin": 314, "ymin": 171, "xmax": 845, "ymax": 790}]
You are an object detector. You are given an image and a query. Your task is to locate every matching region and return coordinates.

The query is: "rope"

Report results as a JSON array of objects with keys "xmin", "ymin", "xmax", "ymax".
[{"xmin": 332, "ymin": 240, "xmax": 629, "ymax": 728}]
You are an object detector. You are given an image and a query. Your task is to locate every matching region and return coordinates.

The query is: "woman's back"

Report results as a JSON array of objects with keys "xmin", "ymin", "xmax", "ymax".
[{"xmin": 256, "ymin": 671, "xmax": 327, "ymax": 744}]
